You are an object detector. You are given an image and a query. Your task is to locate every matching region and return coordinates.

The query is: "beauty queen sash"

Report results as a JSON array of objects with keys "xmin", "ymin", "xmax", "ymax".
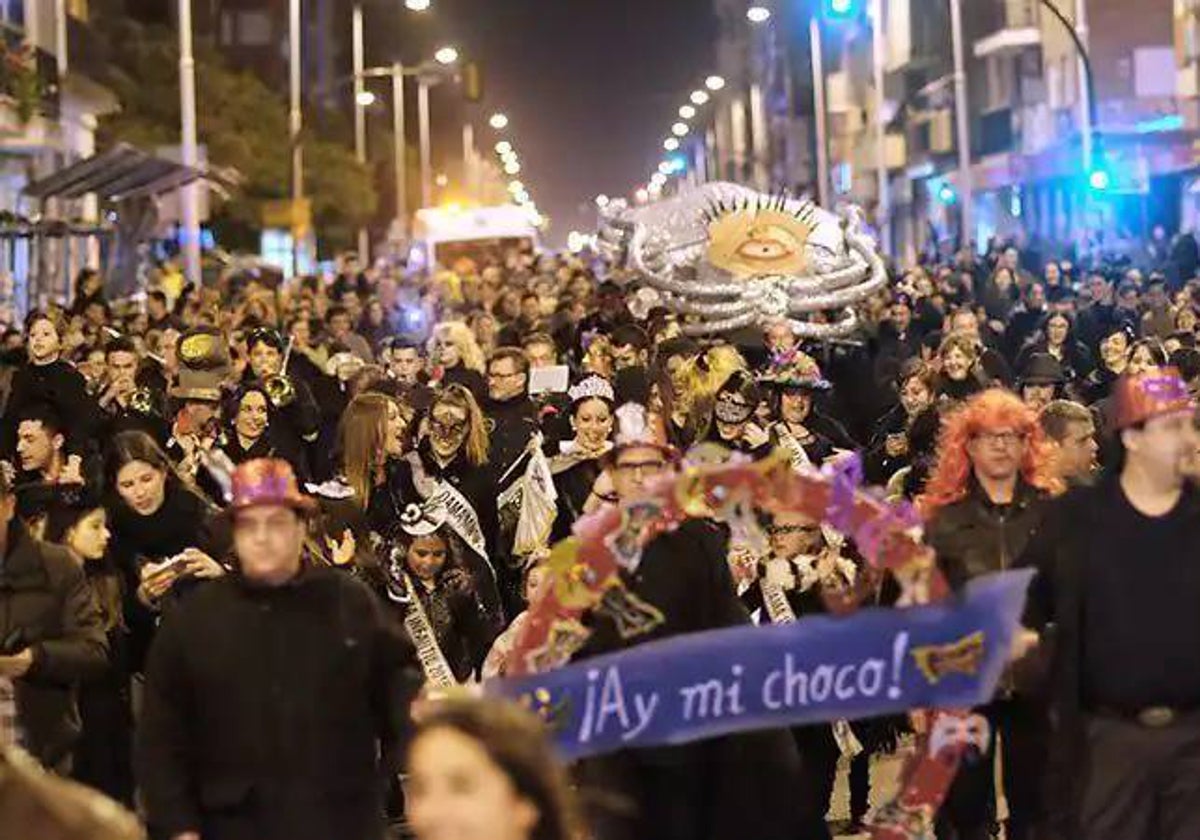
[
  {"xmin": 397, "ymin": 572, "xmax": 457, "ymax": 688},
  {"xmin": 405, "ymin": 452, "xmax": 489, "ymax": 565}
]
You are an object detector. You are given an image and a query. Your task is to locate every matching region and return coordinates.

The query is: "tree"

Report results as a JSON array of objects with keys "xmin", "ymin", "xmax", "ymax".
[{"xmin": 95, "ymin": 19, "xmax": 375, "ymax": 255}]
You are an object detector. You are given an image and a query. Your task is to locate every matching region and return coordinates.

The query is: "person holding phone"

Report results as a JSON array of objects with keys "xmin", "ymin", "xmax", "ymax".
[{"xmin": 103, "ymin": 432, "xmax": 229, "ymax": 673}]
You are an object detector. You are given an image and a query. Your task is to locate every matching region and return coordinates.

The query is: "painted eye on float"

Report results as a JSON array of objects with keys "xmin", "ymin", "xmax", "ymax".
[
  {"xmin": 705, "ymin": 203, "xmax": 814, "ymax": 279},
  {"xmin": 734, "ymin": 225, "xmax": 798, "ymax": 263}
]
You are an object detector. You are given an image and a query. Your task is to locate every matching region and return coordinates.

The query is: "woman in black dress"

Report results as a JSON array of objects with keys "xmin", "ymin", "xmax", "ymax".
[{"xmin": 549, "ymin": 375, "xmax": 614, "ymax": 541}]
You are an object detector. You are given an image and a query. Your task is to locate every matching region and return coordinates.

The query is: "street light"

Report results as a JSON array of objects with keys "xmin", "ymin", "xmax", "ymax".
[
  {"xmin": 434, "ymin": 46, "xmax": 459, "ymax": 65},
  {"xmin": 504, "ymin": 161, "xmax": 521, "ymax": 175},
  {"xmin": 664, "ymin": 137, "xmax": 680, "ymax": 151},
  {"xmin": 355, "ymin": 90, "xmax": 376, "ymax": 106},
  {"xmin": 705, "ymin": 75, "xmax": 726, "ymax": 91},
  {"xmin": 635, "ymin": 188, "xmax": 650, "ymax": 204},
  {"xmin": 405, "ymin": 0, "xmax": 431, "ymax": 9},
  {"xmin": 495, "ymin": 140, "xmax": 512, "ymax": 155},
  {"xmin": 671, "ymin": 122, "xmax": 689, "ymax": 137},
  {"xmin": 747, "ymin": 6, "xmax": 771, "ymax": 23},
  {"xmin": 489, "ymin": 112, "xmax": 509, "ymax": 130},
  {"xmin": 509, "ymin": 180, "xmax": 525, "ymax": 193},
  {"xmin": 690, "ymin": 90, "xmax": 710, "ymax": 106},
  {"xmin": 679, "ymin": 104, "xmax": 696, "ymax": 119},
  {"xmin": 595, "ymin": 194, "xmax": 610, "ymax": 207}
]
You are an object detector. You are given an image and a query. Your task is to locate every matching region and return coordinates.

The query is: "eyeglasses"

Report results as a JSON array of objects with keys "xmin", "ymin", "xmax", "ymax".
[
  {"xmin": 614, "ymin": 459, "xmax": 665, "ymax": 476},
  {"xmin": 487, "ymin": 369, "xmax": 522, "ymax": 380},
  {"xmin": 768, "ymin": 523, "xmax": 820, "ymax": 536},
  {"xmin": 973, "ymin": 430, "xmax": 1027, "ymax": 448}
]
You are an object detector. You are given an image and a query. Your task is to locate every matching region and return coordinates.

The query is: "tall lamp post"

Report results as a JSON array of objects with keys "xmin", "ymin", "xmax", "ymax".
[
  {"xmin": 351, "ymin": 1, "xmax": 432, "ymax": 263},
  {"xmin": 949, "ymin": 0, "xmax": 972, "ymax": 250},
  {"xmin": 288, "ymin": 0, "xmax": 303, "ymax": 277},
  {"xmin": 1038, "ymin": 0, "xmax": 1098, "ymax": 175},
  {"xmin": 354, "ymin": 51, "xmax": 457, "ymax": 235},
  {"xmin": 177, "ymin": 0, "xmax": 201, "ymax": 284}
]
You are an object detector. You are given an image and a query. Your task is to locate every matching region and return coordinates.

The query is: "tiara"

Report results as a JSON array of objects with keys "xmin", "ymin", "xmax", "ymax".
[{"xmin": 568, "ymin": 375, "xmax": 614, "ymax": 404}]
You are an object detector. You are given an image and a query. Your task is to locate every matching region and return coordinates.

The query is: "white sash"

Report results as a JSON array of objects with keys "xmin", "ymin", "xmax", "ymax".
[
  {"xmin": 406, "ymin": 452, "xmax": 489, "ymax": 564},
  {"xmin": 396, "ymin": 573, "xmax": 458, "ymax": 689}
]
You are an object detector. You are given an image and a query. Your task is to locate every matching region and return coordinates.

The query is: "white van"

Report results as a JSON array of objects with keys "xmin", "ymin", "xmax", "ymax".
[{"xmin": 407, "ymin": 204, "xmax": 540, "ymax": 272}]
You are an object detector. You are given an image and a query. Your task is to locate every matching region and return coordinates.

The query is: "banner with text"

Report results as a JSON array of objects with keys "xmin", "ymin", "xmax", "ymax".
[{"xmin": 487, "ymin": 570, "xmax": 1033, "ymax": 760}]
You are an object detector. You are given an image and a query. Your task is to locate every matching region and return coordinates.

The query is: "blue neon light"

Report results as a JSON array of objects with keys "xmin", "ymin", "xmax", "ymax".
[{"xmin": 1134, "ymin": 114, "xmax": 1184, "ymax": 134}]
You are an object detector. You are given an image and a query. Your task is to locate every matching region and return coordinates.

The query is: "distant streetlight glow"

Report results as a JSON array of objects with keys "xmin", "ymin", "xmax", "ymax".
[
  {"xmin": 690, "ymin": 90, "xmax": 710, "ymax": 106},
  {"xmin": 635, "ymin": 188, "xmax": 650, "ymax": 204},
  {"xmin": 747, "ymin": 6, "xmax": 771, "ymax": 23},
  {"xmin": 405, "ymin": 0, "xmax": 431, "ymax": 10},
  {"xmin": 679, "ymin": 104, "xmax": 696, "ymax": 119},
  {"xmin": 664, "ymin": 137, "xmax": 680, "ymax": 151},
  {"xmin": 504, "ymin": 161, "xmax": 521, "ymax": 175},
  {"xmin": 705, "ymin": 75, "xmax": 726, "ymax": 91},
  {"xmin": 434, "ymin": 46, "xmax": 459, "ymax": 65},
  {"xmin": 355, "ymin": 90, "xmax": 376, "ymax": 106},
  {"xmin": 509, "ymin": 180, "xmax": 525, "ymax": 193},
  {"xmin": 671, "ymin": 122, "xmax": 689, "ymax": 137},
  {"xmin": 595, "ymin": 194, "xmax": 610, "ymax": 207},
  {"xmin": 658, "ymin": 161, "xmax": 671, "ymax": 175},
  {"xmin": 489, "ymin": 112, "xmax": 509, "ymax": 130},
  {"xmin": 495, "ymin": 140, "xmax": 512, "ymax": 155}
]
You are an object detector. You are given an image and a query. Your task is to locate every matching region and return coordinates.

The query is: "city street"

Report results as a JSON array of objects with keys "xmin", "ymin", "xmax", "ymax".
[{"xmin": 2, "ymin": 3, "xmax": 1200, "ymax": 840}]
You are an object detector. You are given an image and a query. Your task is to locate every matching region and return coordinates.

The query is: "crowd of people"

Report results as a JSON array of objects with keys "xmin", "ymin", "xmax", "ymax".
[{"xmin": 0, "ymin": 233, "xmax": 1198, "ymax": 840}]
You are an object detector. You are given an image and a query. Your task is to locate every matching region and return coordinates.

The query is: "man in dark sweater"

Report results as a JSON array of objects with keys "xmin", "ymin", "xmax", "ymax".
[
  {"xmin": 1022, "ymin": 366, "xmax": 1200, "ymax": 840},
  {"xmin": 136, "ymin": 459, "xmax": 419, "ymax": 840}
]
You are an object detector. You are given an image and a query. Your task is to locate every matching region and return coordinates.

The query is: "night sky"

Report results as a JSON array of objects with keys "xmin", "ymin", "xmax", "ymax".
[{"xmin": 435, "ymin": 0, "xmax": 719, "ymax": 245}]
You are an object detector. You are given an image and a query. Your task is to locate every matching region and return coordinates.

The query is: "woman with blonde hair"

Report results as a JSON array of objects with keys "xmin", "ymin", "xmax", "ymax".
[
  {"xmin": 429, "ymin": 320, "xmax": 487, "ymax": 401},
  {"xmin": 385, "ymin": 384, "xmax": 501, "ymax": 614},
  {"xmin": 337, "ymin": 392, "xmax": 412, "ymax": 515}
]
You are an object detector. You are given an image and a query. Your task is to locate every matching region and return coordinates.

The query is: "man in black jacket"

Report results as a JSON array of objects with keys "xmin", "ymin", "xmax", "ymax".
[
  {"xmin": 925, "ymin": 389, "xmax": 1056, "ymax": 840},
  {"xmin": 136, "ymin": 459, "xmax": 419, "ymax": 840},
  {"xmin": 1022, "ymin": 367, "xmax": 1200, "ymax": 840},
  {"xmin": 0, "ymin": 468, "xmax": 107, "ymax": 770}
]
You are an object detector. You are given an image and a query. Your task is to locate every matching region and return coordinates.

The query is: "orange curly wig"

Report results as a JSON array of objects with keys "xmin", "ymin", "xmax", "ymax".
[{"xmin": 919, "ymin": 388, "xmax": 1063, "ymax": 516}]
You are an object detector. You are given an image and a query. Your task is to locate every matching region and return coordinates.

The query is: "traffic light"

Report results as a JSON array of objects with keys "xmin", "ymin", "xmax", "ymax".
[
  {"xmin": 462, "ymin": 61, "xmax": 483, "ymax": 103},
  {"xmin": 824, "ymin": 0, "xmax": 861, "ymax": 19}
]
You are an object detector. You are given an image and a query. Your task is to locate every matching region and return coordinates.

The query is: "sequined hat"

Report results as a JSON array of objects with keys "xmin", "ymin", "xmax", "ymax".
[
  {"xmin": 227, "ymin": 458, "xmax": 317, "ymax": 515},
  {"xmin": 1110, "ymin": 367, "xmax": 1195, "ymax": 432}
]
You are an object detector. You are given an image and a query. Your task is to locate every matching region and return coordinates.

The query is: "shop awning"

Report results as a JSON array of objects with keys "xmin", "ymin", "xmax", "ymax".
[{"xmin": 22, "ymin": 143, "xmax": 206, "ymax": 202}]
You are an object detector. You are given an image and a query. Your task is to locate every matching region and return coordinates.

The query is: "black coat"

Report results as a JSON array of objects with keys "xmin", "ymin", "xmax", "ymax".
[
  {"xmin": 106, "ymin": 484, "xmax": 231, "ymax": 672},
  {"xmin": 483, "ymin": 394, "xmax": 539, "ymax": 489},
  {"xmin": 926, "ymin": 478, "xmax": 1050, "ymax": 590},
  {"xmin": 573, "ymin": 521, "xmax": 802, "ymax": 840},
  {"xmin": 0, "ymin": 521, "xmax": 108, "ymax": 768},
  {"xmin": 136, "ymin": 567, "xmax": 421, "ymax": 840}
]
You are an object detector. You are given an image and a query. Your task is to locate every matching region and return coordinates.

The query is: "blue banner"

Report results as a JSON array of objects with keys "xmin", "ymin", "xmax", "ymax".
[{"xmin": 487, "ymin": 570, "xmax": 1033, "ymax": 760}]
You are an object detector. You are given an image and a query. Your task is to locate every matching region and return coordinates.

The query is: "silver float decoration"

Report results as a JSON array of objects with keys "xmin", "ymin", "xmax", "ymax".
[{"xmin": 598, "ymin": 182, "xmax": 887, "ymax": 338}]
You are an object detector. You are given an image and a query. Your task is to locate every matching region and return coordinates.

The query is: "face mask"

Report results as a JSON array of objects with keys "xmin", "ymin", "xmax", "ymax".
[
  {"xmin": 714, "ymin": 392, "xmax": 754, "ymax": 424},
  {"xmin": 430, "ymin": 414, "xmax": 468, "ymax": 456}
]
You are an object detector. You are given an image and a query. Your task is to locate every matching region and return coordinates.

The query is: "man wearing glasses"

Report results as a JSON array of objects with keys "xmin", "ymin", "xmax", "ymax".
[
  {"xmin": 575, "ymin": 403, "xmax": 803, "ymax": 840},
  {"xmin": 921, "ymin": 389, "xmax": 1062, "ymax": 840}
]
